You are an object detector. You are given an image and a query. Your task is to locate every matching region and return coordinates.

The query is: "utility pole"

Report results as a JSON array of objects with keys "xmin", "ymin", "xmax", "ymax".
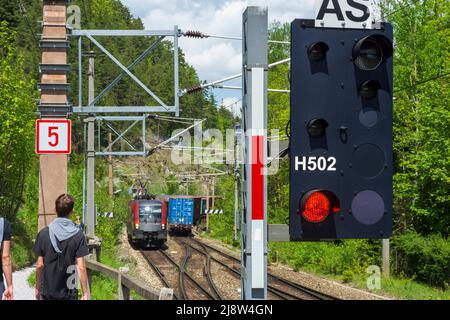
[
  {"xmin": 234, "ymin": 168, "xmax": 239, "ymax": 241},
  {"xmin": 85, "ymin": 51, "xmax": 96, "ymax": 239},
  {"xmin": 38, "ymin": 1, "xmax": 69, "ymax": 231},
  {"xmin": 382, "ymin": 239, "xmax": 390, "ymax": 277},
  {"xmin": 205, "ymin": 179, "xmax": 210, "ymax": 232},
  {"xmin": 381, "ymin": 1, "xmax": 390, "ymax": 278},
  {"xmin": 211, "ymin": 177, "xmax": 216, "ymax": 209},
  {"xmin": 234, "ymin": 124, "xmax": 241, "ymax": 241},
  {"xmin": 241, "ymin": 7, "xmax": 268, "ymax": 300},
  {"xmin": 108, "ymin": 132, "xmax": 113, "ymax": 197}
]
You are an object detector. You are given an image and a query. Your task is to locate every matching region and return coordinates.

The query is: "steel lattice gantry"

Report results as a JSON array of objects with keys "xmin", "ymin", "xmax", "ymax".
[
  {"xmin": 68, "ymin": 27, "xmax": 182, "ymax": 238},
  {"xmin": 71, "ymin": 28, "xmax": 180, "ymax": 116}
]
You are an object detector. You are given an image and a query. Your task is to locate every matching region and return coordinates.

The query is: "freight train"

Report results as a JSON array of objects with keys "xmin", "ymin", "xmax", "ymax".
[
  {"xmin": 127, "ymin": 190, "xmax": 168, "ymax": 248},
  {"xmin": 166, "ymin": 196, "xmax": 209, "ymax": 234}
]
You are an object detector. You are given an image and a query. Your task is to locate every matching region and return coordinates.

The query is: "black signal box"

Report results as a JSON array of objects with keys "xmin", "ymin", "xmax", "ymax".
[{"xmin": 289, "ymin": 19, "xmax": 394, "ymax": 240}]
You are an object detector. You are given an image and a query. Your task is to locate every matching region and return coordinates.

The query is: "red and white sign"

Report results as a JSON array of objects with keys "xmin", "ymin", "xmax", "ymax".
[{"xmin": 36, "ymin": 119, "xmax": 71, "ymax": 154}]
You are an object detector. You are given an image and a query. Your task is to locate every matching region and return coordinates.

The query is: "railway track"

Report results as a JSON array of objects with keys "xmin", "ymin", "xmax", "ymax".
[
  {"xmin": 184, "ymin": 237, "xmax": 340, "ymax": 300},
  {"xmin": 172, "ymin": 238, "xmax": 225, "ymax": 300},
  {"xmin": 140, "ymin": 248, "xmax": 218, "ymax": 300}
]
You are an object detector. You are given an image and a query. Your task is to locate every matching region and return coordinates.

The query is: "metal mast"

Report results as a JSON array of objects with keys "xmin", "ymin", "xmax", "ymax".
[
  {"xmin": 38, "ymin": 0, "xmax": 70, "ymax": 230},
  {"xmin": 241, "ymin": 7, "xmax": 268, "ymax": 300}
]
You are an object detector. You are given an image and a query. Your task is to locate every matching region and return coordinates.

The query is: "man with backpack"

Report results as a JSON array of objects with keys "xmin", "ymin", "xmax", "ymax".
[
  {"xmin": 0, "ymin": 216, "xmax": 13, "ymax": 300},
  {"xmin": 34, "ymin": 194, "xmax": 90, "ymax": 300}
]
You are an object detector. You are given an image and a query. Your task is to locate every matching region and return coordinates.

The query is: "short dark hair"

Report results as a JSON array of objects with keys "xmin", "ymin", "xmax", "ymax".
[{"xmin": 55, "ymin": 194, "xmax": 74, "ymax": 217}]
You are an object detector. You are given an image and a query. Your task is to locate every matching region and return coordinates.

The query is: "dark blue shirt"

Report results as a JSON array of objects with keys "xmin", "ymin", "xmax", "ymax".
[{"xmin": 0, "ymin": 219, "xmax": 12, "ymax": 283}]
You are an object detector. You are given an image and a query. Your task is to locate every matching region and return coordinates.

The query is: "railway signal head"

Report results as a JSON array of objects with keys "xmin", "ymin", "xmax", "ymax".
[{"xmin": 289, "ymin": 19, "xmax": 393, "ymax": 240}]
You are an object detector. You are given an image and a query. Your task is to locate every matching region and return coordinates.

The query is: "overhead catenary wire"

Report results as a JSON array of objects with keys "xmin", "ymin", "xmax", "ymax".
[
  {"xmin": 182, "ymin": 58, "xmax": 291, "ymax": 95},
  {"xmin": 215, "ymin": 85, "xmax": 290, "ymax": 93},
  {"xmin": 182, "ymin": 30, "xmax": 290, "ymax": 45},
  {"xmin": 383, "ymin": 0, "xmax": 422, "ymax": 20},
  {"xmin": 146, "ymin": 119, "xmax": 206, "ymax": 156},
  {"xmin": 394, "ymin": 72, "xmax": 450, "ymax": 93}
]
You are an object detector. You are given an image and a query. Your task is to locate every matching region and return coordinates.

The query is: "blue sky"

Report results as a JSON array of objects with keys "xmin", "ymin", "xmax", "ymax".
[
  {"xmin": 119, "ymin": 0, "xmax": 316, "ymax": 114},
  {"xmin": 119, "ymin": 1, "xmax": 381, "ymax": 115}
]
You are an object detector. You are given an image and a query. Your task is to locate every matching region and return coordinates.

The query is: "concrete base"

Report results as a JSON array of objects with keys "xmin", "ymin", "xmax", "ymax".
[{"xmin": 38, "ymin": 154, "xmax": 68, "ymax": 231}]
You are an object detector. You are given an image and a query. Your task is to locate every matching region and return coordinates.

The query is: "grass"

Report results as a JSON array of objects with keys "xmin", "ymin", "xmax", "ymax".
[
  {"xmin": 351, "ymin": 274, "xmax": 450, "ymax": 300},
  {"xmin": 206, "ymin": 214, "xmax": 450, "ymax": 301},
  {"xmin": 26, "ymin": 248, "xmax": 144, "ymax": 300},
  {"xmin": 10, "ymin": 242, "xmax": 34, "ymax": 271}
]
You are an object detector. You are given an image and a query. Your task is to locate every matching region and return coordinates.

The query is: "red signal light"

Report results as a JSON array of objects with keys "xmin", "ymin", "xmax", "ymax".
[
  {"xmin": 302, "ymin": 191, "xmax": 330, "ymax": 223},
  {"xmin": 300, "ymin": 190, "xmax": 341, "ymax": 223}
]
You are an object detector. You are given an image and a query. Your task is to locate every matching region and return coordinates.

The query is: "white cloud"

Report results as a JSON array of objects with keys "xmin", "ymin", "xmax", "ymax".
[
  {"xmin": 120, "ymin": 0, "xmax": 315, "ymax": 101},
  {"xmin": 190, "ymin": 42, "xmax": 242, "ymax": 80},
  {"xmin": 220, "ymin": 97, "xmax": 242, "ymax": 117}
]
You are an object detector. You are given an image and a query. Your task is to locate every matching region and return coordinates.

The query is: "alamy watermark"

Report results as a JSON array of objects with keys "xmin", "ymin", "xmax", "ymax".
[
  {"xmin": 66, "ymin": 265, "xmax": 80, "ymax": 290},
  {"xmin": 366, "ymin": 265, "xmax": 381, "ymax": 290},
  {"xmin": 67, "ymin": 5, "xmax": 81, "ymax": 30},
  {"xmin": 169, "ymin": 127, "xmax": 283, "ymax": 175}
]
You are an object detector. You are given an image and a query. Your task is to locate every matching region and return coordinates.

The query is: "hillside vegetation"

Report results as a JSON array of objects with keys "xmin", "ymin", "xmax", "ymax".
[
  {"xmin": 209, "ymin": 0, "xmax": 450, "ymax": 299},
  {"xmin": 0, "ymin": 0, "xmax": 448, "ymax": 300}
]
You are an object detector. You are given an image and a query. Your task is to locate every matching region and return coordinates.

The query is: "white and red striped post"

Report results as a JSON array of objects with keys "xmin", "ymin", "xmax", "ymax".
[{"xmin": 241, "ymin": 7, "xmax": 268, "ymax": 300}]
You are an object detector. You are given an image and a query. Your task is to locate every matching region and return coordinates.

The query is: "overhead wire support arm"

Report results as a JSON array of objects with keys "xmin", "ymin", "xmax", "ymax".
[
  {"xmin": 214, "ymin": 85, "xmax": 290, "ymax": 93},
  {"xmin": 146, "ymin": 119, "xmax": 206, "ymax": 156},
  {"xmin": 182, "ymin": 30, "xmax": 290, "ymax": 45},
  {"xmin": 181, "ymin": 58, "xmax": 291, "ymax": 96}
]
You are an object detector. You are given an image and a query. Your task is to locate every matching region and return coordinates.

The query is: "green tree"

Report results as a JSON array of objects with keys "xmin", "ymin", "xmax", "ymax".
[
  {"xmin": 0, "ymin": 21, "xmax": 36, "ymax": 220},
  {"xmin": 0, "ymin": 0, "xmax": 19, "ymax": 28},
  {"xmin": 389, "ymin": 0, "xmax": 450, "ymax": 236}
]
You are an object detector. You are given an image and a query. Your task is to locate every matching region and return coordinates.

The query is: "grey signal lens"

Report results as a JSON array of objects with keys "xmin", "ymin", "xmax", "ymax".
[
  {"xmin": 307, "ymin": 42, "xmax": 329, "ymax": 62},
  {"xmin": 354, "ymin": 39, "xmax": 383, "ymax": 71}
]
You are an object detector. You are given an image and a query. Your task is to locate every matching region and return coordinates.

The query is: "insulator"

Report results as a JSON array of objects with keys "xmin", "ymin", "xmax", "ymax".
[
  {"xmin": 186, "ymin": 85, "xmax": 204, "ymax": 94},
  {"xmin": 184, "ymin": 30, "xmax": 207, "ymax": 39}
]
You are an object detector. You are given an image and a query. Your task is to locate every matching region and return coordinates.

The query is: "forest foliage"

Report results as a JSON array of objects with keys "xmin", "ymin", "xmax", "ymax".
[
  {"xmin": 212, "ymin": 0, "xmax": 450, "ymax": 290},
  {"xmin": 0, "ymin": 0, "xmax": 236, "ymax": 220},
  {"xmin": 0, "ymin": 0, "xmax": 448, "ymax": 292}
]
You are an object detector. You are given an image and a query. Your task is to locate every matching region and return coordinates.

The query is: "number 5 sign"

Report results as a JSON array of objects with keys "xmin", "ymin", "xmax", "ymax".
[{"xmin": 36, "ymin": 119, "xmax": 71, "ymax": 154}]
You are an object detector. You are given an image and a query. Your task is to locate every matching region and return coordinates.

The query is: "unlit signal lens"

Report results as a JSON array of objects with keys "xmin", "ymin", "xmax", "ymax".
[{"xmin": 307, "ymin": 42, "xmax": 329, "ymax": 62}]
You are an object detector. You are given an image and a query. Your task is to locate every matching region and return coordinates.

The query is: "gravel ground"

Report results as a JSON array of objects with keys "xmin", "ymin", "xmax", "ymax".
[
  {"xmin": 116, "ymin": 228, "xmax": 165, "ymax": 292},
  {"xmin": 199, "ymin": 236, "xmax": 393, "ymax": 300},
  {"xmin": 11, "ymin": 267, "xmax": 35, "ymax": 300},
  {"xmin": 209, "ymin": 255, "xmax": 241, "ymax": 300},
  {"xmin": 119, "ymin": 228, "xmax": 393, "ymax": 300}
]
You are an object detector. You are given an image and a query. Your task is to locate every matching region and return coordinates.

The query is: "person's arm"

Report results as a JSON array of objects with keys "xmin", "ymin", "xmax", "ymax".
[
  {"xmin": 35, "ymin": 256, "xmax": 44, "ymax": 300},
  {"xmin": 1, "ymin": 240, "xmax": 13, "ymax": 300},
  {"xmin": 76, "ymin": 257, "xmax": 90, "ymax": 300}
]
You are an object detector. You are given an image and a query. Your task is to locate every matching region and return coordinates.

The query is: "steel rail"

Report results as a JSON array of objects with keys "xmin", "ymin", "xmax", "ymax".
[
  {"xmin": 158, "ymin": 248, "xmax": 217, "ymax": 300},
  {"xmin": 178, "ymin": 246, "xmax": 191, "ymax": 300},
  {"xmin": 174, "ymin": 238, "xmax": 223, "ymax": 300},
  {"xmin": 140, "ymin": 250, "xmax": 180, "ymax": 300},
  {"xmin": 189, "ymin": 237, "xmax": 339, "ymax": 300},
  {"xmin": 181, "ymin": 239, "xmax": 291, "ymax": 300}
]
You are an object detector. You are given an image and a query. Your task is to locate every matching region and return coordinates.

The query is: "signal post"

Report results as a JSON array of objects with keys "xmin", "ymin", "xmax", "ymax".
[{"xmin": 241, "ymin": 7, "xmax": 269, "ymax": 300}]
